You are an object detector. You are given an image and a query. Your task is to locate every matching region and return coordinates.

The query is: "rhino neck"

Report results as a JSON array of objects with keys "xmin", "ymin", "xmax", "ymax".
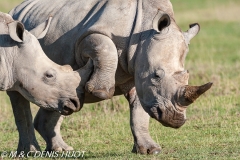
[{"xmin": 126, "ymin": 0, "xmax": 175, "ymax": 75}]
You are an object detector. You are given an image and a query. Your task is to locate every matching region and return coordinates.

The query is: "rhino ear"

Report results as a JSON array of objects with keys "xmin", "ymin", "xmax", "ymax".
[
  {"xmin": 29, "ymin": 16, "xmax": 52, "ymax": 39},
  {"xmin": 153, "ymin": 10, "xmax": 171, "ymax": 32},
  {"xmin": 184, "ymin": 23, "xmax": 200, "ymax": 45},
  {"xmin": 8, "ymin": 21, "xmax": 25, "ymax": 43}
]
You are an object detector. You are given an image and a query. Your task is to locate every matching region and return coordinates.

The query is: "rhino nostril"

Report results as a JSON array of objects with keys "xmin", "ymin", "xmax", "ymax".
[
  {"xmin": 70, "ymin": 99, "xmax": 77, "ymax": 109},
  {"xmin": 59, "ymin": 98, "xmax": 81, "ymax": 116},
  {"xmin": 69, "ymin": 98, "xmax": 81, "ymax": 111},
  {"xmin": 63, "ymin": 105, "xmax": 73, "ymax": 113}
]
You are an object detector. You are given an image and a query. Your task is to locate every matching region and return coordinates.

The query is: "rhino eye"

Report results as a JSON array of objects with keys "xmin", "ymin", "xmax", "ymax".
[
  {"xmin": 151, "ymin": 69, "xmax": 165, "ymax": 85},
  {"xmin": 45, "ymin": 73, "xmax": 54, "ymax": 78},
  {"xmin": 44, "ymin": 69, "xmax": 56, "ymax": 79},
  {"xmin": 43, "ymin": 69, "xmax": 56, "ymax": 84}
]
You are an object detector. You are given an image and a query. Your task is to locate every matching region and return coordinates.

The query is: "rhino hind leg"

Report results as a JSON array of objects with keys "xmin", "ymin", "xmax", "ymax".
[
  {"xmin": 7, "ymin": 91, "xmax": 41, "ymax": 154},
  {"xmin": 119, "ymin": 81, "xmax": 161, "ymax": 155},
  {"xmin": 77, "ymin": 34, "xmax": 118, "ymax": 99},
  {"xmin": 34, "ymin": 109, "xmax": 73, "ymax": 151}
]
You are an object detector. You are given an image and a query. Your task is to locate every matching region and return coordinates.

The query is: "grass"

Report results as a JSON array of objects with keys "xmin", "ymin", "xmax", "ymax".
[
  {"xmin": 0, "ymin": 0, "xmax": 22, "ymax": 12},
  {"xmin": 0, "ymin": 0, "xmax": 240, "ymax": 159}
]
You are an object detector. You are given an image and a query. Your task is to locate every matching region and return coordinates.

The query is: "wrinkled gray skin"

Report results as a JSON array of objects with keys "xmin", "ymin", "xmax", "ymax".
[
  {"xmin": 10, "ymin": 0, "xmax": 212, "ymax": 154},
  {"xmin": 0, "ymin": 12, "xmax": 93, "ymax": 153}
]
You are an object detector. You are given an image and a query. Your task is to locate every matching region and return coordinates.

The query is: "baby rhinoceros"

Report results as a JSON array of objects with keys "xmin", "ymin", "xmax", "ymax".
[{"xmin": 0, "ymin": 12, "xmax": 92, "ymax": 152}]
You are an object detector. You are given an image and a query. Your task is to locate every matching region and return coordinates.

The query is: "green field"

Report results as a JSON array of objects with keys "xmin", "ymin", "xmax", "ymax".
[{"xmin": 0, "ymin": 0, "xmax": 240, "ymax": 159}]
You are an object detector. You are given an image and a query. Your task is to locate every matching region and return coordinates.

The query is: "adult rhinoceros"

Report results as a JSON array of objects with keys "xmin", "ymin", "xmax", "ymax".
[
  {"xmin": 0, "ymin": 12, "xmax": 94, "ymax": 153},
  {"xmin": 10, "ymin": 0, "xmax": 212, "ymax": 154}
]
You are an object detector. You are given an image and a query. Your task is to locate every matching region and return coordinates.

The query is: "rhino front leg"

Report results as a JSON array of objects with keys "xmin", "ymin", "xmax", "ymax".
[
  {"xmin": 119, "ymin": 81, "xmax": 161, "ymax": 154},
  {"xmin": 34, "ymin": 108, "xmax": 73, "ymax": 151},
  {"xmin": 7, "ymin": 91, "xmax": 40, "ymax": 154},
  {"xmin": 76, "ymin": 34, "xmax": 118, "ymax": 99}
]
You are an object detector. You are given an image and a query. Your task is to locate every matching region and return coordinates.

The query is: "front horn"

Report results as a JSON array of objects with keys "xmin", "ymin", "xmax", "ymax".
[{"xmin": 177, "ymin": 82, "xmax": 213, "ymax": 106}]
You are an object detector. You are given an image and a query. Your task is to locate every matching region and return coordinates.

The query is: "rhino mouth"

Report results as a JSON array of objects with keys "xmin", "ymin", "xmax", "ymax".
[
  {"xmin": 59, "ymin": 98, "xmax": 80, "ymax": 115},
  {"xmin": 146, "ymin": 97, "xmax": 186, "ymax": 128}
]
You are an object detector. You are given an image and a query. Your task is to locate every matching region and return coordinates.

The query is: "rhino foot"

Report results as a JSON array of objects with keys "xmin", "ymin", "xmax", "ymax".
[
  {"xmin": 17, "ymin": 143, "xmax": 41, "ymax": 155},
  {"xmin": 78, "ymin": 34, "xmax": 118, "ymax": 100},
  {"xmin": 132, "ymin": 143, "xmax": 161, "ymax": 155},
  {"xmin": 45, "ymin": 139, "xmax": 74, "ymax": 152},
  {"xmin": 34, "ymin": 109, "xmax": 74, "ymax": 152},
  {"xmin": 86, "ymin": 80, "xmax": 115, "ymax": 99}
]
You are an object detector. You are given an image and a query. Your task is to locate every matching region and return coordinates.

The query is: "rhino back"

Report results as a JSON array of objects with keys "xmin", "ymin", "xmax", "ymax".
[
  {"xmin": 11, "ymin": 0, "xmax": 137, "ymax": 69},
  {"xmin": 10, "ymin": 0, "xmax": 175, "ymax": 92}
]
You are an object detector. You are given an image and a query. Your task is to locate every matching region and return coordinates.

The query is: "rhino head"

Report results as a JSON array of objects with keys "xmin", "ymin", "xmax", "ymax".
[
  {"xmin": 133, "ymin": 9, "xmax": 212, "ymax": 128},
  {"xmin": 0, "ymin": 12, "xmax": 85, "ymax": 115}
]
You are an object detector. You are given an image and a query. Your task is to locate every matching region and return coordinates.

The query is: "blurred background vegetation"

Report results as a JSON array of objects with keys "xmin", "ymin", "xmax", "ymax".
[{"xmin": 0, "ymin": 0, "xmax": 240, "ymax": 159}]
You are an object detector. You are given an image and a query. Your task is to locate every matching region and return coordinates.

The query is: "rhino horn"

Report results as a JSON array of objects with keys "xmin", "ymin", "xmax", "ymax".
[{"xmin": 178, "ymin": 82, "xmax": 213, "ymax": 106}]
